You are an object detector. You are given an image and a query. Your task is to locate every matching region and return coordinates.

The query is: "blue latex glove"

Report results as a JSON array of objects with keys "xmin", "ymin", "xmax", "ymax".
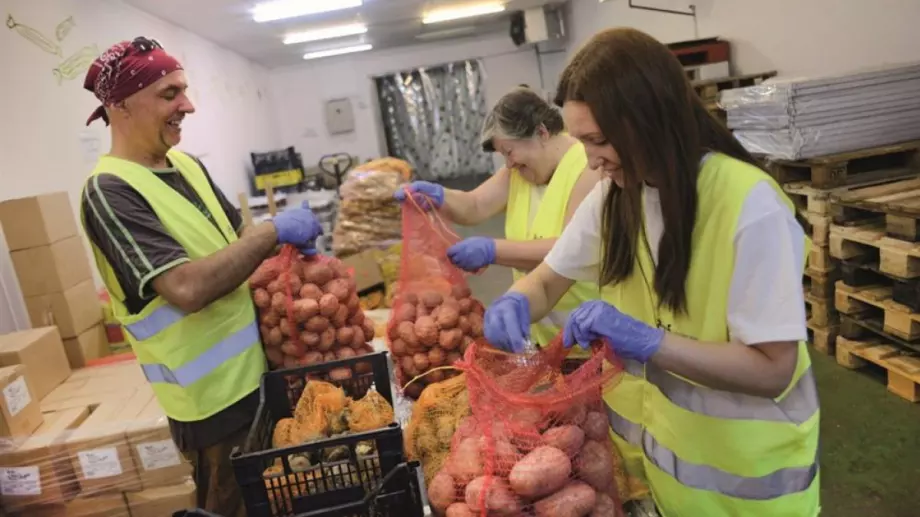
[
  {"xmin": 562, "ymin": 300, "xmax": 664, "ymax": 363},
  {"xmin": 393, "ymin": 181, "xmax": 445, "ymax": 211},
  {"xmin": 447, "ymin": 237, "xmax": 496, "ymax": 272},
  {"xmin": 272, "ymin": 201, "xmax": 324, "ymax": 256},
  {"xmin": 483, "ymin": 292, "xmax": 531, "ymax": 353}
]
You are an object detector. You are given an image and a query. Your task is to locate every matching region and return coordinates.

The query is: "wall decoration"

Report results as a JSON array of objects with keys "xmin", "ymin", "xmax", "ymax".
[
  {"xmin": 53, "ymin": 44, "xmax": 98, "ymax": 84},
  {"xmin": 55, "ymin": 16, "xmax": 75, "ymax": 42},
  {"xmin": 6, "ymin": 14, "xmax": 63, "ymax": 56}
]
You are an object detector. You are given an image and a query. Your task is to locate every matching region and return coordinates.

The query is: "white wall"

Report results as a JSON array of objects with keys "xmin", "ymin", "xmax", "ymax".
[
  {"xmin": 567, "ymin": 0, "xmax": 920, "ymax": 76},
  {"xmin": 268, "ymin": 33, "xmax": 548, "ymax": 167},
  {"xmin": 0, "ymin": 0, "xmax": 278, "ymax": 217}
]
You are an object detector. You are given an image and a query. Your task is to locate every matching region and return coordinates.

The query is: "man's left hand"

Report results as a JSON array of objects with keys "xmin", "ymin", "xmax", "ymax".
[{"xmin": 447, "ymin": 237, "xmax": 496, "ymax": 271}]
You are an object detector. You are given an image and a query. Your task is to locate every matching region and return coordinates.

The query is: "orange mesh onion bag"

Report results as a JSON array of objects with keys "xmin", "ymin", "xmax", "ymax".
[
  {"xmin": 249, "ymin": 245, "xmax": 378, "ymax": 372},
  {"xmin": 386, "ymin": 189, "xmax": 486, "ymax": 399},
  {"xmin": 426, "ymin": 337, "xmax": 628, "ymax": 517}
]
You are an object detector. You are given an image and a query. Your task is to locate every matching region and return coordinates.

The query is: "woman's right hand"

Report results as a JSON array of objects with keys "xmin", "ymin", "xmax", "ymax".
[
  {"xmin": 393, "ymin": 181, "xmax": 445, "ymax": 211},
  {"xmin": 483, "ymin": 292, "xmax": 531, "ymax": 353}
]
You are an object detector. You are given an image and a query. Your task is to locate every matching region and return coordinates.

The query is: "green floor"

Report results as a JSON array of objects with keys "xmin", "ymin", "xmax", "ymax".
[{"xmin": 458, "ymin": 206, "xmax": 920, "ymax": 517}]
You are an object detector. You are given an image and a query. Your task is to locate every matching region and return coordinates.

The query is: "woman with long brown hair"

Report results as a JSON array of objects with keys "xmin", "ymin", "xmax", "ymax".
[{"xmin": 483, "ymin": 29, "xmax": 820, "ymax": 516}]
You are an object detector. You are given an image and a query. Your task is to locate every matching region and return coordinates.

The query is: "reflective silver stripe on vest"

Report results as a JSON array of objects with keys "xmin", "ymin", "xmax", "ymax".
[
  {"xmin": 645, "ymin": 363, "xmax": 819, "ymax": 425},
  {"xmin": 141, "ymin": 321, "xmax": 259, "ymax": 387},
  {"xmin": 125, "ymin": 305, "xmax": 185, "ymax": 340},
  {"xmin": 605, "ymin": 405, "xmax": 818, "ymax": 500}
]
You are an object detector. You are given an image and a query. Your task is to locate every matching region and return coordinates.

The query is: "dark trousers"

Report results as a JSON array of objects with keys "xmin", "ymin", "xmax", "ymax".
[{"xmin": 180, "ymin": 425, "xmax": 249, "ymax": 517}]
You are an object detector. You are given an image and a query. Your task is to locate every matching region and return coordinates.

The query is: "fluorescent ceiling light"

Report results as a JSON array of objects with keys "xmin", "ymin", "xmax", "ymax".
[
  {"xmin": 252, "ymin": 0, "xmax": 362, "ymax": 23},
  {"xmin": 303, "ymin": 43, "xmax": 373, "ymax": 60},
  {"xmin": 422, "ymin": 3, "xmax": 505, "ymax": 24},
  {"xmin": 415, "ymin": 27, "xmax": 477, "ymax": 41},
  {"xmin": 284, "ymin": 23, "xmax": 368, "ymax": 44}
]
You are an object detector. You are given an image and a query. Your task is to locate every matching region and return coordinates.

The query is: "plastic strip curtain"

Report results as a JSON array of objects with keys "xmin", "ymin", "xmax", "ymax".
[{"xmin": 375, "ymin": 60, "xmax": 493, "ymax": 180}]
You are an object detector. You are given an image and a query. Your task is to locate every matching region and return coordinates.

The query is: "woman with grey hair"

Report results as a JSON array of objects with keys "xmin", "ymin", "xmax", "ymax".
[{"xmin": 394, "ymin": 86, "xmax": 601, "ymax": 348}]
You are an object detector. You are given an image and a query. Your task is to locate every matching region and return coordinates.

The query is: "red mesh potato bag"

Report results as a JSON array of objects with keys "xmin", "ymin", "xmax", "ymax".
[
  {"xmin": 386, "ymin": 190, "xmax": 486, "ymax": 399},
  {"xmin": 249, "ymin": 245, "xmax": 378, "ymax": 373},
  {"xmin": 426, "ymin": 338, "xmax": 627, "ymax": 517}
]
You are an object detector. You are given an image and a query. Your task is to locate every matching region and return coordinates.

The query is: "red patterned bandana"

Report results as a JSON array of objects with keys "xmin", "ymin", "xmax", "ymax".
[{"xmin": 83, "ymin": 37, "xmax": 184, "ymax": 126}]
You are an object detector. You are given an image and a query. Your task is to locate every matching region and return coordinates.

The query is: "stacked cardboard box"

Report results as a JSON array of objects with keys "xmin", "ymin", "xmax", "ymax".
[
  {"xmin": 0, "ymin": 193, "xmax": 109, "ymax": 367},
  {"xmin": 0, "ymin": 360, "xmax": 195, "ymax": 516}
]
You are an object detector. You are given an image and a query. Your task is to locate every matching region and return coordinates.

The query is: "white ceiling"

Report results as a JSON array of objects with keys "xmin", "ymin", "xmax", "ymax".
[{"xmin": 124, "ymin": 0, "xmax": 557, "ymax": 68}]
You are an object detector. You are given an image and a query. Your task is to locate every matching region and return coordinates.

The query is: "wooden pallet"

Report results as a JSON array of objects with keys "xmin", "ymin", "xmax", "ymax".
[
  {"xmin": 839, "ymin": 261, "xmax": 920, "ymax": 313},
  {"xmin": 805, "ymin": 288, "xmax": 838, "ymax": 328},
  {"xmin": 807, "ymin": 321, "xmax": 839, "ymax": 355},
  {"xmin": 836, "ymin": 335, "xmax": 920, "ymax": 402},
  {"xmin": 834, "ymin": 281, "xmax": 920, "ymax": 341},
  {"xmin": 809, "ymin": 244, "xmax": 838, "ymax": 273},
  {"xmin": 691, "ymin": 71, "xmax": 778, "ymax": 103},
  {"xmin": 829, "ymin": 223, "xmax": 920, "ymax": 279},
  {"xmin": 830, "ymin": 174, "xmax": 920, "ymax": 240},
  {"xmin": 803, "ymin": 267, "xmax": 841, "ymax": 299},
  {"xmin": 767, "ymin": 140, "xmax": 920, "ymax": 188}
]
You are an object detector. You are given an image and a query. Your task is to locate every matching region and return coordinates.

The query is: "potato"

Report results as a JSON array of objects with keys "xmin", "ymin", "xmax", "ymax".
[
  {"xmin": 266, "ymin": 279, "xmax": 282, "ymax": 295},
  {"xmin": 281, "ymin": 340, "xmax": 306, "ymax": 357},
  {"xmin": 319, "ymin": 294, "xmax": 340, "ymax": 317},
  {"xmin": 305, "ymin": 316, "xmax": 329, "ymax": 333},
  {"xmin": 279, "ymin": 318, "xmax": 294, "ymax": 337},
  {"xmin": 534, "ymin": 482, "xmax": 597, "ymax": 517},
  {"xmin": 270, "ymin": 292, "xmax": 287, "ymax": 313},
  {"xmin": 465, "ymin": 476, "xmax": 521, "ymax": 516},
  {"xmin": 416, "ymin": 303, "xmax": 430, "ymax": 318},
  {"xmin": 264, "ymin": 347, "xmax": 284, "ymax": 367},
  {"xmin": 400, "ymin": 356, "xmax": 419, "ymax": 377},
  {"xmin": 439, "ymin": 328, "xmax": 463, "ymax": 350},
  {"xmin": 351, "ymin": 325, "xmax": 366, "ymax": 348},
  {"xmin": 478, "ymin": 436, "xmax": 518, "ymax": 476},
  {"xmin": 446, "ymin": 351, "xmax": 463, "ymax": 365},
  {"xmin": 582, "ymin": 412, "xmax": 608, "ymax": 442},
  {"xmin": 252, "ymin": 289, "xmax": 271, "ymax": 309},
  {"xmin": 336, "ymin": 327, "xmax": 355, "ymax": 346},
  {"xmin": 428, "ymin": 471, "xmax": 457, "ymax": 513},
  {"xmin": 457, "ymin": 315, "xmax": 472, "ymax": 335},
  {"xmin": 509, "ymin": 446, "xmax": 572, "ymax": 498},
  {"xmin": 426, "ymin": 369, "xmax": 446, "ymax": 383},
  {"xmin": 319, "ymin": 328, "xmax": 336, "ymax": 352},
  {"xmin": 280, "ymin": 272, "xmax": 303, "ymax": 295},
  {"xmin": 361, "ymin": 319, "xmax": 376, "ymax": 341},
  {"xmin": 468, "ymin": 313, "xmax": 484, "ymax": 337},
  {"xmin": 299, "ymin": 283, "xmax": 323, "ymax": 300},
  {"xmin": 416, "ymin": 316, "xmax": 439, "ymax": 347},
  {"xmin": 577, "ymin": 440, "xmax": 614, "ymax": 492},
  {"xmin": 303, "ymin": 351, "xmax": 324, "ymax": 365},
  {"xmin": 397, "ymin": 321, "xmax": 419, "ymax": 347},
  {"xmin": 543, "ymin": 426, "xmax": 585, "ymax": 457},
  {"xmin": 293, "ymin": 298, "xmax": 319, "ymax": 322},
  {"xmin": 404, "ymin": 382, "xmax": 423, "ymax": 399},
  {"xmin": 282, "ymin": 355, "xmax": 299, "ymax": 369},
  {"xmin": 413, "ymin": 352, "xmax": 431, "ymax": 372},
  {"xmin": 447, "ymin": 437, "xmax": 483, "ymax": 482},
  {"xmin": 566, "ymin": 405, "xmax": 589, "ymax": 427},
  {"xmin": 391, "ymin": 339, "xmax": 408, "ymax": 356},
  {"xmin": 446, "ymin": 503, "xmax": 475, "ymax": 517},
  {"xmin": 329, "ymin": 367, "xmax": 352, "ymax": 381},
  {"xmin": 401, "ymin": 292, "xmax": 419, "ymax": 305},
  {"xmin": 324, "ymin": 279, "xmax": 351, "ymax": 303},
  {"xmin": 591, "ymin": 493, "xmax": 617, "ymax": 517},
  {"xmin": 460, "ymin": 336, "xmax": 474, "ymax": 354},
  {"xmin": 336, "ymin": 347, "xmax": 357, "ymax": 360},
  {"xmin": 437, "ymin": 305, "xmax": 460, "ymax": 330},
  {"xmin": 347, "ymin": 310, "xmax": 365, "ymax": 326},
  {"xmin": 300, "ymin": 331, "xmax": 320, "ymax": 349},
  {"xmin": 421, "ymin": 291, "xmax": 443, "ymax": 309},
  {"xmin": 457, "ymin": 298, "xmax": 473, "ymax": 315},
  {"xmin": 333, "ymin": 304, "xmax": 349, "ymax": 327},
  {"xmin": 266, "ymin": 327, "xmax": 284, "ymax": 347},
  {"xmin": 346, "ymin": 293, "xmax": 360, "ymax": 314},
  {"xmin": 302, "ymin": 263, "xmax": 333, "ymax": 286},
  {"xmin": 323, "ymin": 351, "xmax": 338, "ymax": 363},
  {"xmin": 451, "ymin": 284, "xmax": 472, "ymax": 299},
  {"xmin": 428, "ymin": 347, "xmax": 446, "ymax": 367}
]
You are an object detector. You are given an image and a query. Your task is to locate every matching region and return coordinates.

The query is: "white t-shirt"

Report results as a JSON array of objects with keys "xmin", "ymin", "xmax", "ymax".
[{"xmin": 545, "ymin": 179, "xmax": 808, "ymax": 345}]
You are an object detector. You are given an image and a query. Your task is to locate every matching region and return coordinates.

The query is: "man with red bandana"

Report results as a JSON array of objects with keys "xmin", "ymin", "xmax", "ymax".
[{"xmin": 79, "ymin": 38, "xmax": 321, "ymax": 515}]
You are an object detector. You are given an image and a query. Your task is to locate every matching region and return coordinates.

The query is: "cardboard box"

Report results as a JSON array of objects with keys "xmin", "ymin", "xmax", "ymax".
[
  {"xmin": 0, "ymin": 327, "xmax": 71, "ymax": 400},
  {"xmin": 0, "ymin": 193, "xmax": 78, "ymax": 252},
  {"xmin": 0, "ymin": 365, "xmax": 43, "ymax": 438},
  {"xmin": 27, "ymin": 490, "xmax": 130, "ymax": 516},
  {"xmin": 127, "ymin": 403, "xmax": 190, "ymax": 490},
  {"xmin": 61, "ymin": 325, "xmax": 109, "ymax": 369},
  {"xmin": 25, "ymin": 280, "xmax": 103, "ymax": 339},
  {"xmin": 125, "ymin": 480, "xmax": 196, "ymax": 517},
  {"xmin": 40, "ymin": 362, "xmax": 148, "ymax": 414},
  {"xmin": 0, "ymin": 407, "xmax": 90, "ymax": 509},
  {"xmin": 341, "ymin": 249, "xmax": 385, "ymax": 292},
  {"xmin": 10, "ymin": 236, "xmax": 92, "ymax": 297}
]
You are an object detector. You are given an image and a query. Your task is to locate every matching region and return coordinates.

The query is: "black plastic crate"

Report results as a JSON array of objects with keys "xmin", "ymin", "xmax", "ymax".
[{"xmin": 230, "ymin": 352, "xmax": 423, "ymax": 517}]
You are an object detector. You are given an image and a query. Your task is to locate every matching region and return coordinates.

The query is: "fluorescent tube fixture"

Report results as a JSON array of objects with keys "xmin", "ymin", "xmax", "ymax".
[
  {"xmin": 303, "ymin": 43, "xmax": 372, "ymax": 60},
  {"xmin": 252, "ymin": 0, "xmax": 363, "ymax": 23},
  {"xmin": 284, "ymin": 23, "xmax": 368, "ymax": 44},
  {"xmin": 422, "ymin": 3, "xmax": 505, "ymax": 24}
]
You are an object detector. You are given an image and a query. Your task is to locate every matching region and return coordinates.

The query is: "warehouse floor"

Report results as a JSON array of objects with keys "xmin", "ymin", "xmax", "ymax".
[{"xmin": 454, "ymin": 211, "xmax": 920, "ymax": 517}]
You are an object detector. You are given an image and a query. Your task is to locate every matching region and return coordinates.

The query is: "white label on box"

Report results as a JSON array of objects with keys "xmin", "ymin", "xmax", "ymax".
[
  {"xmin": 0, "ymin": 466, "xmax": 41, "ymax": 496},
  {"xmin": 78, "ymin": 447, "xmax": 123, "ymax": 479},
  {"xmin": 136, "ymin": 439, "xmax": 182, "ymax": 471},
  {"xmin": 2, "ymin": 376, "xmax": 31, "ymax": 417}
]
